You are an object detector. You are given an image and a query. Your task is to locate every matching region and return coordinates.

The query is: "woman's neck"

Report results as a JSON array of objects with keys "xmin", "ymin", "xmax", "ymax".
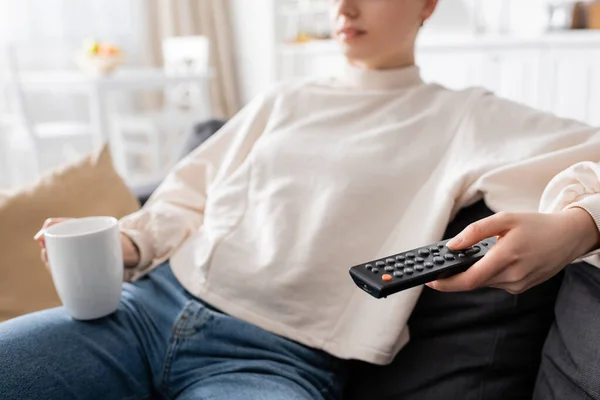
[
  {"xmin": 339, "ymin": 60, "xmax": 423, "ymax": 91},
  {"xmin": 348, "ymin": 52, "xmax": 415, "ymax": 71}
]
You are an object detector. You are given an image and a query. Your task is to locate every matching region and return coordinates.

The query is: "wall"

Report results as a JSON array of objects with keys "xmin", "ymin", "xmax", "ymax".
[
  {"xmin": 229, "ymin": 0, "xmax": 277, "ymax": 105},
  {"xmin": 425, "ymin": 0, "xmax": 474, "ymax": 33}
]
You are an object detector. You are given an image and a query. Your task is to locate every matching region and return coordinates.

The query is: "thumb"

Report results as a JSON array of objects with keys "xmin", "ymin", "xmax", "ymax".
[{"xmin": 447, "ymin": 213, "xmax": 512, "ymax": 250}]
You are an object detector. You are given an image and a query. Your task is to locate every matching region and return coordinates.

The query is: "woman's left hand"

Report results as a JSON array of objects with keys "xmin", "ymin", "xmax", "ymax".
[{"xmin": 427, "ymin": 208, "xmax": 600, "ymax": 294}]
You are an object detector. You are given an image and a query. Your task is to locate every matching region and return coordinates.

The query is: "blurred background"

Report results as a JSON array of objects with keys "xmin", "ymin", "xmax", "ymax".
[{"xmin": 1, "ymin": 0, "xmax": 600, "ymax": 190}]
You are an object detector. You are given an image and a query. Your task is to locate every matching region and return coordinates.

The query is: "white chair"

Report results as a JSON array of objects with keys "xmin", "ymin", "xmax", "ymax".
[
  {"xmin": 0, "ymin": 45, "xmax": 93, "ymax": 187},
  {"xmin": 110, "ymin": 35, "xmax": 212, "ymax": 185}
]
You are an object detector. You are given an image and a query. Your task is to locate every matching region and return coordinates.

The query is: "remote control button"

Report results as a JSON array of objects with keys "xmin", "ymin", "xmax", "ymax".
[
  {"xmin": 425, "ymin": 262, "xmax": 434, "ymax": 269},
  {"xmin": 376, "ymin": 261, "xmax": 385, "ymax": 267},
  {"xmin": 415, "ymin": 264, "xmax": 424, "ymax": 272},
  {"xmin": 405, "ymin": 260, "xmax": 415, "ymax": 267},
  {"xmin": 482, "ymin": 242, "xmax": 488, "ymax": 246},
  {"xmin": 433, "ymin": 256, "xmax": 445, "ymax": 265},
  {"xmin": 386, "ymin": 258, "xmax": 396, "ymax": 265},
  {"xmin": 372, "ymin": 268, "xmax": 380, "ymax": 274},
  {"xmin": 428, "ymin": 246, "xmax": 438, "ymax": 253},
  {"xmin": 437, "ymin": 244, "xmax": 445, "ymax": 249},
  {"xmin": 415, "ymin": 257, "xmax": 425, "ymax": 263},
  {"xmin": 382, "ymin": 274, "xmax": 393, "ymax": 282},
  {"xmin": 395, "ymin": 263, "xmax": 404, "ymax": 269},
  {"xmin": 465, "ymin": 246, "xmax": 480, "ymax": 255},
  {"xmin": 396, "ymin": 255, "xmax": 405, "ymax": 261},
  {"xmin": 406, "ymin": 252, "xmax": 415, "ymax": 259},
  {"xmin": 418, "ymin": 249, "xmax": 430, "ymax": 257},
  {"xmin": 444, "ymin": 254, "xmax": 455, "ymax": 261},
  {"xmin": 394, "ymin": 270, "xmax": 404, "ymax": 278},
  {"xmin": 385, "ymin": 266, "xmax": 395, "ymax": 272},
  {"xmin": 365, "ymin": 264, "xmax": 373, "ymax": 270},
  {"xmin": 458, "ymin": 253, "xmax": 465, "ymax": 258},
  {"xmin": 404, "ymin": 267, "xmax": 414, "ymax": 275}
]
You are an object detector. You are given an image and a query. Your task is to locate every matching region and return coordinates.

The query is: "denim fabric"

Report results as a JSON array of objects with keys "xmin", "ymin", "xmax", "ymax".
[{"xmin": 0, "ymin": 263, "xmax": 346, "ymax": 400}]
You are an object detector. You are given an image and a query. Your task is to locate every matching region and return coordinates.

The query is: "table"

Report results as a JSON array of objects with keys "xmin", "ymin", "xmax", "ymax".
[{"xmin": 17, "ymin": 68, "xmax": 212, "ymax": 148}]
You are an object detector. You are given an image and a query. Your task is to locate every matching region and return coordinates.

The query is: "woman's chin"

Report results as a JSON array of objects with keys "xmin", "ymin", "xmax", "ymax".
[
  {"xmin": 341, "ymin": 49, "xmax": 374, "ymax": 65},
  {"xmin": 336, "ymin": 41, "xmax": 364, "ymax": 56}
]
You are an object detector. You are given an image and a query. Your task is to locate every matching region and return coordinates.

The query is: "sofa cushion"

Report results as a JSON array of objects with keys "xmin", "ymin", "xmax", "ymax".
[{"xmin": 0, "ymin": 145, "xmax": 140, "ymax": 321}]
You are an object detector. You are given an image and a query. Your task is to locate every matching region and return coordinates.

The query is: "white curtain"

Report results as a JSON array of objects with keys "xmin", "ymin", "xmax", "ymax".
[{"xmin": 144, "ymin": 0, "xmax": 240, "ymax": 117}]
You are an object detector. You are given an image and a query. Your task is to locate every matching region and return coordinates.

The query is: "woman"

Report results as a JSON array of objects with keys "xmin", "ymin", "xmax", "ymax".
[{"xmin": 2, "ymin": 0, "xmax": 600, "ymax": 399}]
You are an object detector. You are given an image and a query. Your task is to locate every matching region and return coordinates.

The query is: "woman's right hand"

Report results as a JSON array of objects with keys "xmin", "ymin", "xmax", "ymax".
[{"xmin": 34, "ymin": 218, "xmax": 141, "ymax": 271}]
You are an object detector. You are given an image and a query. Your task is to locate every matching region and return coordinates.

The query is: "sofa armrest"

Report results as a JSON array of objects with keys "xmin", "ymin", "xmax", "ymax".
[
  {"xmin": 131, "ymin": 181, "xmax": 161, "ymax": 206},
  {"xmin": 131, "ymin": 118, "xmax": 228, "ymax": 206}
]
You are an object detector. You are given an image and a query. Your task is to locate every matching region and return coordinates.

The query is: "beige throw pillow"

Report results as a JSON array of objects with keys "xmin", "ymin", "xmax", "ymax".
[{"xmin": 0, "ymin": 145, "xmax": 140, "ymax": 321}]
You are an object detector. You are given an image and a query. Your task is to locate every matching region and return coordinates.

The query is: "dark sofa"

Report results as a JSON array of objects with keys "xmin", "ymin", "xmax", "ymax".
[{"xmin": 134, "ymin": 119, "xmax": 565, "ymax": 399}]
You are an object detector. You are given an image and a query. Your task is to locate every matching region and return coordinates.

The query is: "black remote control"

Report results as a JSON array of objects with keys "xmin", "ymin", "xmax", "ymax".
[{"xmin": 349, "ymin": 236, "xmax": 497, "ymax": 299}]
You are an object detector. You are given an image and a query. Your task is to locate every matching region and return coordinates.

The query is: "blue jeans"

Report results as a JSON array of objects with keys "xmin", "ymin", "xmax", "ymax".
[{"xmin": 0, "ymin": 263, "xmax": 347, "ymax": 400}]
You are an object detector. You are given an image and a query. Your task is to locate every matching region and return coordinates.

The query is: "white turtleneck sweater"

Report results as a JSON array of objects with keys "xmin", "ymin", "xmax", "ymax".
[{"xmin": 120, "ymin": 64, "xmax": 600, "ymax": 365}]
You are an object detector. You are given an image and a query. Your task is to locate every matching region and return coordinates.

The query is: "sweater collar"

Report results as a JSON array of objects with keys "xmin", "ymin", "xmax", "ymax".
[{"xmin": 336, "ymin": 61, "xmax": 423, "ymax": 91}]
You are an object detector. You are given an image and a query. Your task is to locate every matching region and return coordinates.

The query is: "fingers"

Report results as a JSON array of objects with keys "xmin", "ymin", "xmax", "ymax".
[
  {"xmin": 427, "ymin": 247, "xmax": 510, "ymax": 292},
  {"xmin": 488, "ymin": 266, "xmax": 546, "ymax": 294},
  {"xmin": 35, "ymin": 218, "xmax": 70, "ymax": 273},
  {"xmin": 490, "ymin": 280, "xmax": 535, "ymax": 295},
  {"xmin": 34, "ymin": 218, "xmax": 70, "ymax": 247},
  {"xmin": 446, "ymin": 212, "xmax": 515, "ymax": 250},
  {"xmin": 41, "ymin": 248, "xmax": 50, "ymax": 271},
  {"xmin": 486, "ymin": 264, "xmax": 531, "ymax": 288}
]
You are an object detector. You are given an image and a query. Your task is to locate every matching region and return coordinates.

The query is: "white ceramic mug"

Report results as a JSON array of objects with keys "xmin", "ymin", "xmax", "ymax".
[{"xmin": 44, "ymin": 216, "xmax": 123, "ymax": 320}]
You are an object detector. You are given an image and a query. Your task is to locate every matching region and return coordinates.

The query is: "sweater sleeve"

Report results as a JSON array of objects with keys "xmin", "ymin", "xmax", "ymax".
[
  {"xmin": 454, "ymin": 90, "xmax": 600, "ymax": 265},
  {"xmin": 118, "ymin": 85, "xmax": 280, "ymax": 276}
]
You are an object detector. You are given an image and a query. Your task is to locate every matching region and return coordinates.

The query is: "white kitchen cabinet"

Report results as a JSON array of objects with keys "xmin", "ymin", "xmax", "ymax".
[
  {"xmin": 588, "ymin": 53, "xmax": 600, "ymax": 127},
  {"xmin": 417, "ymin": 50, "xmax": 486, "ymax": 91},
  {"xmin": 548, "ymin": 54, "xmax": 592, "ymax": 122},
  {"xmin": 414, "ymin": 33, "xmax": 600, "ymax": 126},
  {"xmin": 538, "ymin": 49, "xmax": 600, "ymax": 124},
  {"xmin": 418, "ymin": 47, "xmax": 543, "ymax": 109},
  {"xmin": 479, "ymin": 49, "xmax": 542, "ymax": 108}
]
